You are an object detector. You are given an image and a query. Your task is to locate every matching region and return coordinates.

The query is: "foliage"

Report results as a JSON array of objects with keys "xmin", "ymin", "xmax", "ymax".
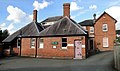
[
  {"xmin": 0, "ymin": 29, "xmax": 9, "ymax": 43},
  {"xmin": 116, "ymin": 37, "xmax": 120, "ymax": 43}
]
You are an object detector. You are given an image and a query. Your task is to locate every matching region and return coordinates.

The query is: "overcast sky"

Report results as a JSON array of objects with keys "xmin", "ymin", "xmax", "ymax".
[{"xmin": 0, "ymin": 0, "xmax": 120, "ymax": 34}]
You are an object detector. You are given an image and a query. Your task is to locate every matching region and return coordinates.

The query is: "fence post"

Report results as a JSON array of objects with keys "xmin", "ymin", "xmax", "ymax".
[
  {"xmin": 118, "ymin": 45, "xmax": 120, "ymax": 71},
  {"xmin": 114, "ymin": 45, "xmax": 120, "ymax": 71}
]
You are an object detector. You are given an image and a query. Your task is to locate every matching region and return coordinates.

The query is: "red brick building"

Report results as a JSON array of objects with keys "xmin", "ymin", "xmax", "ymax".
[
  {"xmin": 3, "ymin": 3, "xmax": 88, "ymax": 59},
  {"xmin": 79, "ymin": 12, "xmax": 117, "ymax": 51},
  {"xmin": 20, "ymin": 16, "xmax": 88, "ymax": 59},
  {"xmin": 2, "ymin": 3, "xmax": 117, "ymax": 59}
]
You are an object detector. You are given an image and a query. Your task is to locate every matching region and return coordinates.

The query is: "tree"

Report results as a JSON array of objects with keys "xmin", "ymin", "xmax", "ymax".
[
  {"xmin": 2, "ymin": 29, "xmax": 9, "ymax": 41},
  {"xmin": 116, "ymin": 37, "xmax": 120, "ymax": 43},
  {"xmin": 0, "ymin": 29, "xmax": 2, "ymax": 43},
  {"xmin": 0, "ymin": 29, "xmax": 9, "ymax": 42},
  {"xmin": 0, "ymin": 29, "xmax": 9, "ymax": 57}
]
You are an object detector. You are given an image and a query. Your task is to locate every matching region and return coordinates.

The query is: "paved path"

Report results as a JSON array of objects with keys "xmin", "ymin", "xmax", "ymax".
[{"xmin": 0, "ymin": 51, "xmax": 116, "ymax": 71}]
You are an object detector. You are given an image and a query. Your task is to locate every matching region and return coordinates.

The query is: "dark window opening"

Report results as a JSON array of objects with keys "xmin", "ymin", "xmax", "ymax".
[
  {"xmin": 62, "ymin": 38, "xmax": 67, "ymax": 47},
  {"xmin": 62, "ymin": 38, "xmax": 67, "ymax": 42}
]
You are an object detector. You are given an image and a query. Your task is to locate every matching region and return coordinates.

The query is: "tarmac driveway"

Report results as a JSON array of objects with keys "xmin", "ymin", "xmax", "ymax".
[{"xmin": 0, "ymin": 51, "xmax": 116, "ymax": 71}]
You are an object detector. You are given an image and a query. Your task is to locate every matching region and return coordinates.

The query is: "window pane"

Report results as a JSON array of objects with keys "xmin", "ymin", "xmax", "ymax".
[
  {"xmin": 18, "ymin": 42, "xmax": 21, "ymax": 46},
  {"xmin": 62, "ymin": 43, "xmax": 67, "ymax": 47},
  {"xmin": 39, "ymin": 38, "xmax": 44, "ymax": 48},
  {"xmin": 82, "ymin": 26, "xmax": 86, "ymax": 30},
  {"xmin": 62, "ymin": 38, "xmax": 67, "ymax": 49},
  {"xmin": 62, "ymin": 38, "xmax": 67, "ymax": 42},
  {"xmin": 90, "ymin": 27, "xmax": 94, "ymax": 33},
  {"xmin": 31, "ymin": 38, "xmax": 35, "ymax": 48},
  {"xmin": 103, "ymin": 37, "xmax": 108, "ymax": 47},
  {"xmin": 103, "ymin": 24, "xmax": 108, "ymax": 31},
  {"xmin": 17, "ymin": 38, "xmax": 21, "ymax": 48},
  {"xmin": 40, "ymin": 38, "xmax": 43, "ymax": 43}
]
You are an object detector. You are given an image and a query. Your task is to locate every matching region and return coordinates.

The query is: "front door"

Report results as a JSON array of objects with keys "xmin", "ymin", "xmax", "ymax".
[{"xmin": 74, "ymin": 40, "xmax": 82, "ymax": 59}]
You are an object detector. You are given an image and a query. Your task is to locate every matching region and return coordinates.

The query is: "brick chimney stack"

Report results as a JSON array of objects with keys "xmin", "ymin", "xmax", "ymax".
[
  {"xmin": 63, "ymin": 3, "xmax": 70, "ymax": 18},
  {"xmin": 33, "ymin": 10, "xmax": 37, "ymax": 22}
]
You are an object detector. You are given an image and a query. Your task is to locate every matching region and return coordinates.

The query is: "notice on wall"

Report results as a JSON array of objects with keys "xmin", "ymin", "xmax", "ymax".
[
  {"xmin": 82, "ymin": 45, "xmax": 85, "ymax": 48},
  {"xmin": 67, "ymin": 44, "xmax": 74, "ymax": 46}
]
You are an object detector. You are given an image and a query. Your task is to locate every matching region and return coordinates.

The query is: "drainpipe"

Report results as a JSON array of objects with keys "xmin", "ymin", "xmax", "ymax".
[
  {"xmin": 19, "ymin": 30, "xmax": 22, "ymax": 56},
  {"xmin": 35, "ymin": 37, "xmax": 37, "ymax": 58},
  {"xmin": 20, "ymin": 38, "xmax": 21, "ymax": 56}
]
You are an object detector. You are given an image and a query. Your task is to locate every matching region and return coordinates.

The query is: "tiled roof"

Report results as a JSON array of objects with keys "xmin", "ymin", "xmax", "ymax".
[
  {"xmin": 95, "ymin": 12, "xmax": 117, "ymax": 23},
  {"xmin": 3, "ymin": 22, "xmax": 44, "ymax": 42},
  {"xmin": 78, "ymin": 12, "xmax": 117, "ymax": 26},
  {"xmin": 41, "ymin": 16, "xmax": 63, "ymax": 23},
  {"xmin": 39, "ymin": 16, "xmax": 87, "ymax": 36},
  {"xmin": 78, "ymin": 19, "xmax": 94, "ymax": 26}
]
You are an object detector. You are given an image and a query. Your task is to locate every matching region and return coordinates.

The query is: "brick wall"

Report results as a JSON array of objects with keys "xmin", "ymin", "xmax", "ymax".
[
  {"xmin": 94, "ymin": 13, "xmax": 116, "ymax": 51},
  {"xmin": 11, "ymin": 39, "xmax": 20, "ymax": 55},
  {"xmin": 86, "ymin": 26, "xmax": 94, "ymax": 36},
  {"xmin": 13, "ymin": 48, "xmax": 20, "ymax": 55},
  {"xmin": 20, "ymin": 36, "xmax": 86, "ymax": 59},
  {"xmin": 21, "ymin": 38, "xmax": 36, "ymax": 57}
]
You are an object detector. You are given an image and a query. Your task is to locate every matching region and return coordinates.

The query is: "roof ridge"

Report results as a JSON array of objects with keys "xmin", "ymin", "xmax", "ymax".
[
  {"xmin": 66, "ymin": 16, "xmax": 87, "ymax": 34},
  {"xmin": 47, "ymin": 16, "xmax": 62, "ymax": 18},
  {"xmin": 33, "ymin": 21, "xmax": 39, "ymax": 33}
]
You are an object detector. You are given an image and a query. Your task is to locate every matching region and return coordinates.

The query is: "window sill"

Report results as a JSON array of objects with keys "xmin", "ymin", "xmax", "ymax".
[
  {"xmin": 30, "ymin": 47, "xmax": 35, "ymax": 49},
  {"xmin": 38, "ymin": 48, "xmax": 44, "ymax": 49},
  {"xmin": 61, "ymin": 47, "xmax": 67, "ymax": 50},
  {"xmin": 103, "ymin": 46, "xmax": 109, "ymax": 48},
  {"xmin": 103, "ymin": 30, "xmax": 108, "ymax": 32},
  {"xmin": 90, "ymin": 32, "xmax": 94, "ymax": 33}
]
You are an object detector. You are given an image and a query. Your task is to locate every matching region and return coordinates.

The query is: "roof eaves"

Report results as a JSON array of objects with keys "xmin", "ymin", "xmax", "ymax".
[{"xmin": 2, "ymin": 31, "xmax": 19, "ymax": 42}]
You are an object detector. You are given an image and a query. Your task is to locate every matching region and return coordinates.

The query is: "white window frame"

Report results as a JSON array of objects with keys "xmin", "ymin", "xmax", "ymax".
[
  {"xmin": 103, "ymin": 37, "xmax": 109, "ymax": 47},
  {"xmin": 39, "ymin": 38, "xmax": 44, "ymax": 48},
  {"xmin": 31, "ymin": 38, "xmax": 35, "ymax": 48},
  {"xmin": 44, "ymin": 22, "xmax": 55, "ymax": 26},
  {"xmin": 90, "ymin": 27, "xmax": 94, "ymax": 33},
  {"xmin": 62, "ymin": 37, "xmax": 67, "ymax": 49},
  {"xmin": 17, "ymin": 38, "xmax": 21, "ymax": 48},
  {"xmin": 82, "ymin": 26, "xmax": 86, "ymax": 30},
  {"xmin": 103, "ymin": 24, "xmax": 108, "ymax": 32}
]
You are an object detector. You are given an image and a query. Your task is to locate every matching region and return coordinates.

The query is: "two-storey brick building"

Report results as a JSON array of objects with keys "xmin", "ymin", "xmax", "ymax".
[{"xmin": 79, "ymin": 12, "xmax": 117, "ymax": 51}]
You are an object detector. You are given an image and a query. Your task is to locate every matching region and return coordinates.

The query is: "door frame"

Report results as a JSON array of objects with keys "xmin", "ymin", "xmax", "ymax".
[{"xmin": 74, "ymin": 39, "xmax": 82, "ymax": 59}]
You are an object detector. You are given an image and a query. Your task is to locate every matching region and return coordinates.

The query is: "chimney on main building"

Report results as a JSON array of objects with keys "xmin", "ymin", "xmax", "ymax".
[
  {"xmin": 63, "ymin": 3, "xmax": 70, "ymax": 18},
  {"xmin": 33, "ymin": 10, "xmax": 37, "ymax": 22}
]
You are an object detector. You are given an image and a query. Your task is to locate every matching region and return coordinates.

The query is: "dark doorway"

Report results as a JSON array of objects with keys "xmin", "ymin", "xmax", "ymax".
[{"xmin": 90, "ymin": 39, "xmax": 94, "ymax": 50}]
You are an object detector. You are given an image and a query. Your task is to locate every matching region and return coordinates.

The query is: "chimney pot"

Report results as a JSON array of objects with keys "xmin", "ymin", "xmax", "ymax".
[
  {"xmin": 63, "ymin": 3, "xmax": 70, "ymax": 18},
  {"xmin": 93, "ymin": 13, "xmax": 96, "ymax": 23},
  {"xmin": 33, "ymin": 10, "xmax": 37, "ymax": 22},
  {"xmin": 93, "ymin": 13, "xmax": 96, "ymax": 20}
]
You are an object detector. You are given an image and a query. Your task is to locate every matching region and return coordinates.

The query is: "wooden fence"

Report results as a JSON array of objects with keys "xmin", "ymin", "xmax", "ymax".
[{"xmin": 114, "ymin": 45, "xmax": 120, "ymax": 71}]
